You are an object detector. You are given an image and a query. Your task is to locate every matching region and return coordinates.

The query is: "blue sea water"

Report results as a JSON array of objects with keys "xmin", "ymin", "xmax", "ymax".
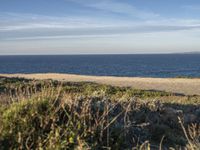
[{"xmin": 0, "ymin": 54, "xmax": 200, "ymax": 78}]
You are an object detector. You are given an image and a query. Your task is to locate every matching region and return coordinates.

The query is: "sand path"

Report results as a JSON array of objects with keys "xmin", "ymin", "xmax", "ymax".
[{"xmin": 1, "ymin": 73, "xmax": 200, "ymax": 95}]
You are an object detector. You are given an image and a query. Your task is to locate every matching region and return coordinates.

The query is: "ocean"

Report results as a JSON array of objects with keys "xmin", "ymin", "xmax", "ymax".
[{"xmin": 0, "ymin": 54, "xmax": 200, "ymax": 78}]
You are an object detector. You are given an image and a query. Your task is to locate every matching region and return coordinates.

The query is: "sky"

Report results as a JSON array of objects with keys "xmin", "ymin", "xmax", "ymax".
[{"xmin": 1, "ymin": 0, "xmax": 200, "ymax": 54}]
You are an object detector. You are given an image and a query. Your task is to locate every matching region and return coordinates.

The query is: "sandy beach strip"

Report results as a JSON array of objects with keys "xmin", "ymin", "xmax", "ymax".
[{"xmin": 0, "ymin": 73, "xmax": 200, "ymax": 95}]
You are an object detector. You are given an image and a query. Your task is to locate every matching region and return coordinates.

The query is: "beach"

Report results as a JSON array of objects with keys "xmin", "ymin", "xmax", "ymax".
[{"xmin": 1, "ymin": 73, "xmax": 200, "ymax": 95}]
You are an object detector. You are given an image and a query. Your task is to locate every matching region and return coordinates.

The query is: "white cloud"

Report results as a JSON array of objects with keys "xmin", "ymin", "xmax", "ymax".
[
  {"xmin": 182, "ymin": 5, "xmax": 200, "ymax": 11},
  {"xmin": 1, "ymin": 30, "xmax": 200, "ymax": 54},
  {"xmin": 87, "ymin": 1, "xmax": 159, "ymax": 19},
  {"xmin": 68, "ymin": 0, "xmax": 159, "ymax": 19},
  {"xmin": 1, "ymin": 12, "xmax": 200, "ymax": 41},
  {"xmin": 3, "ymin": 34, "xmax": 119, "ymax": 41}
]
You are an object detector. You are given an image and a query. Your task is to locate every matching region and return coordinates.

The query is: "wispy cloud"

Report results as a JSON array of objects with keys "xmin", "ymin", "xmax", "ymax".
[
  {"xmin": 1, "ymin": 2, "xmax": 200, "ymax": 41},
  {"xmin": 0, "ymin": 12, "xmax": 126, "ymax": 32},
  {"xmin": 68, "ymin": 0, "xmax": 159, "ymax": 19},
  {"xmin": 182, "ymin": 5, "xmax": 200, "ymax": 11},
  {"xmin": 2, "ymin": 22, "xmax": 200, "ymax": 41},
  {"xmin": 3, "ymin": 34, "xmax": 119, "ymax": 41}
]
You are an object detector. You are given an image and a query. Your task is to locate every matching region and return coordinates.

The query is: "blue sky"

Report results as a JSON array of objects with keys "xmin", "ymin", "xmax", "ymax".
[{"xmin": 1, "ymin": 0, "xmax": 200, "ymax": 54}]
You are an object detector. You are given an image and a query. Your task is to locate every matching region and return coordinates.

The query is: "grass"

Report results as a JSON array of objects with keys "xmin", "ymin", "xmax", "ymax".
[{"xmin": 0, "ymin": 77, "xmax": 199, "ymax": 149}]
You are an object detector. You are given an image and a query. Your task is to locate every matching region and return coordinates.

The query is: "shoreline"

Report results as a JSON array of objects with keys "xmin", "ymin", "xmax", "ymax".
[{"xmin": 1, "ymin": 73, "xmax": 200, "ymax": 95}]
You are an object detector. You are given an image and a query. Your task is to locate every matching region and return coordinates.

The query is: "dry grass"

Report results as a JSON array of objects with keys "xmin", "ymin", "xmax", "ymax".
[{"xmin": 0, "ymin": 77, "xmax": 199, "ymax": 149}]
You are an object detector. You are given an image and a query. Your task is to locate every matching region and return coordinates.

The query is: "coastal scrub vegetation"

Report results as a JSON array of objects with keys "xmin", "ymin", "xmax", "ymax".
[{"xmin": 0, "ymin": 77, "xmax": 199, "ymax": 149}]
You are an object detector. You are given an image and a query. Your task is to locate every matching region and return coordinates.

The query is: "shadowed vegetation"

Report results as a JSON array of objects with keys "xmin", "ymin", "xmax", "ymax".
[{"xmin": 0, "ymin": 77, "xmax": 199, "ymax": 149}]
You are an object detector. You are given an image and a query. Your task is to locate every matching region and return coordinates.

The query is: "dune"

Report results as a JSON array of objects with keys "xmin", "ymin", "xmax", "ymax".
[{"xmin": 1, "ymin": 73, "xmax": 200, "ymax": 95}]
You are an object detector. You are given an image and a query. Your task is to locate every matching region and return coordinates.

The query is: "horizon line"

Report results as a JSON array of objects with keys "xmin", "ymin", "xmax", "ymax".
[{"xmin": 0, "ymin": 51, "xmax": 199, "ymax": 56}]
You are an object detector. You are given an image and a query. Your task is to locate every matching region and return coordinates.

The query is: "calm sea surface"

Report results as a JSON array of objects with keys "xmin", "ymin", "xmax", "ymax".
[{"xmin": 0, "ymin": 54, "xmax": 200, "ymax": 78}]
